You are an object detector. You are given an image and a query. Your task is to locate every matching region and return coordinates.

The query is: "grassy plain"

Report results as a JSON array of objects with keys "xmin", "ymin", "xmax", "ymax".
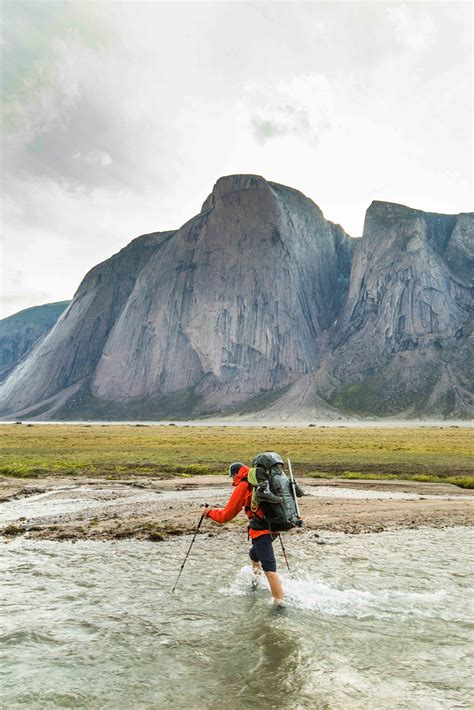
[{"xmin": 0, "ymin": 423, "xmax": 472, "ymax": 487}]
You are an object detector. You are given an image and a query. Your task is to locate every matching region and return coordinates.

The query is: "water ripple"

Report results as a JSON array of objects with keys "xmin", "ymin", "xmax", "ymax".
[{"xmin": 0, "ymin": 528, "xmax": 472, "ymax": 709}]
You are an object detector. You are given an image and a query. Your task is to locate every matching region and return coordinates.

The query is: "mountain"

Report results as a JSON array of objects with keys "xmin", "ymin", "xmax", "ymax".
[
  {"xmin": 292, "ymin": 202, "xmax": 473, "ymax": 418},
  {"xmin": 0, "ymin": 301, "xmax": 70, "ymax": 382},
  {"xmin": 0, "ymin": 232, "xmax": 173, "ymax": 418},
  {"xmin": 0, "ymin": 175, "xmax": 472, "ymax": 420}
]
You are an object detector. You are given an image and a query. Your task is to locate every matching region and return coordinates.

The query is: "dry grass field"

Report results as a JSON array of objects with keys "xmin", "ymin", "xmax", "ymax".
[{"xmin": 1, "ymin": 423, "xmax": 472, "ymax": 487}]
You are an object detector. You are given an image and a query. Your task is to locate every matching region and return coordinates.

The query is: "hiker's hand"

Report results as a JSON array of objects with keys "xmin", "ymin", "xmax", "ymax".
[
  {"xmin": 201, "ymin": 506, "xmax": 209, "ymax": 517},
  {"xmin": 295, "ymin": 482, "xmax": 305, "ymax": 497}
]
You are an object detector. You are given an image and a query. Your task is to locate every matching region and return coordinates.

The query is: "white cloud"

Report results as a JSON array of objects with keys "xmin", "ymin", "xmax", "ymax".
[
  {"xmin": 387, "ymin": 5, "xmax": 436, "ymax": 52},
  {"xmin": 244, "ymin": 74, "xmax": 334, "ymax": 145},
  {"xmin": 73, "ymin": 150, "xmax": 112, "ymax": 167},
  {"xmin": 1, "ymin": 1, "xmax": 472, "ymax": 318}
]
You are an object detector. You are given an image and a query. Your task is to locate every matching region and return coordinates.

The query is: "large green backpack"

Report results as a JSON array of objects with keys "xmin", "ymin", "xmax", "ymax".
[{"xmin": 247, "ymin": 452, "xmax": 303, "ymax": 532}]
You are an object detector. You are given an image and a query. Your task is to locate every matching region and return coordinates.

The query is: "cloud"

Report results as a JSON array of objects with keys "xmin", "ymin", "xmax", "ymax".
[
  {"xmin": 73, "ymin": 150, "xmax": 112, "ymax": 167},
  {"xmin": 3, "ymin": 3, "xmax": 184, "ymax": 194},
  {"xmin": 4, "ymin": 38, "xmax": 170, "ymax": 190},
  {"xmin": 387, "ymin": 5, "xmax": 436, "ymax": 52},
  {"xmin": 1, "ymin": 1, "xmax": 472, "ymax": 318},
  {"xmin": 244, "ymin": 74, "xmax": 334, "ymax": 146}
]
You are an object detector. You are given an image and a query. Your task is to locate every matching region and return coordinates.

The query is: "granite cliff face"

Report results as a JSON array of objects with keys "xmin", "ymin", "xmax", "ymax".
[
  {"xmin": 0, "ymin": 232, "xmax": 174, "ymax": 417},
  {"xmin": 0, "ymin": 176, "xmax": 472, "ymax": 420},
  {"xmin": 90, "ymin": 176, "xmax": 352, "ymax": 411},
  {"xmin": 0, "ymin": 301, "xmax": 70, "ymax": 382},
  {"xmin": 312, "ymin": 203, "xmax": 473, "ymax": 417}
]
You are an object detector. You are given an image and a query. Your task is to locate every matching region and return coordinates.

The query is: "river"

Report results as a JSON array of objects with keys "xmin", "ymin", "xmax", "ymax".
[{"xmin": 1, "ymin": 526, "xmax": 472, "ymax": 709}]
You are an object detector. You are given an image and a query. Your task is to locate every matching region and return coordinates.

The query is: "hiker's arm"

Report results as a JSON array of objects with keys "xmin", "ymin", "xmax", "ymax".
[
  {"xmin": 294, "ymin": 481, "xmax": 305, "ymax": 497},
  {"xmin": 205, "ymin": 482, "xmax": 247, "ymax": 524}
]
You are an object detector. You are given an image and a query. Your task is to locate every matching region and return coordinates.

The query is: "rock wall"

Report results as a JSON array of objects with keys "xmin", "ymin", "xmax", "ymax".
[
  {"xmin": 90, "ymin": 176, "xmax": 353, "ymax": 407},
  {"xmin": 314, "ymin": 203, "xmax": 473, "ymax": 417},
  {"xmin": 0, "ymin": 301, "xmax": 70, "ymax": 382},
  {"xmin": 0, "ymin": 232, "xmax": 174, "ymax": 416},
  {"xmin": 0, "ymin": 178, "xmax": 472, "ymax": 420}
]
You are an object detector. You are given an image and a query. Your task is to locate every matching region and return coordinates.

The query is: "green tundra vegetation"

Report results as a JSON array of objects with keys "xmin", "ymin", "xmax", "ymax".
[{"xmin": 1, "ymin": 423, "xmax": 472, "ymax": 487}]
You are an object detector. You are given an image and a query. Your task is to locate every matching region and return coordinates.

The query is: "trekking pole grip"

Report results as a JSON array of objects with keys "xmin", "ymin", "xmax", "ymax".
[{"xmin": 197, "ymin": 503, "xmax": 209, "ymax": 527}]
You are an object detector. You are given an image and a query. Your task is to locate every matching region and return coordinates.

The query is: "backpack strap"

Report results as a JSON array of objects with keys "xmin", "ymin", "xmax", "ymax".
[
  {"xmin": 247, "ymin": 467, "xmax": 258, "ymax": 486},
  {"xmin": 242, "ymin": 469, "xmax": 265, "ymax": 520}
]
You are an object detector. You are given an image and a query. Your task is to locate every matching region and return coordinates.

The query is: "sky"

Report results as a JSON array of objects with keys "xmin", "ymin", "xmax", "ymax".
[{"xmin": 1, "ymin": 0, "xmax": 472, "ymax": 318}]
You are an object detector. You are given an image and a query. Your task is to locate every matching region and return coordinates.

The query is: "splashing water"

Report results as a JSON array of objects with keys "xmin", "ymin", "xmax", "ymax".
[{"xmin": 1, "ymin": 527, "xmax": 473, "ymax": 709}]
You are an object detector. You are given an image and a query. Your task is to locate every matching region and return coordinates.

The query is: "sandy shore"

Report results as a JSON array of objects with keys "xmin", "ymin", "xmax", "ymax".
[{"xmin": 1, "ymin": 475, "xmax": 473, "ymax": 542}]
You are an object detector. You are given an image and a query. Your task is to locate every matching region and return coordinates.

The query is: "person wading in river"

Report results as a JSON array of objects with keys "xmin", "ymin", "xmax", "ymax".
[{"xmin": 201, "ymin": 462, "xmax": 285, "ymax": 605}]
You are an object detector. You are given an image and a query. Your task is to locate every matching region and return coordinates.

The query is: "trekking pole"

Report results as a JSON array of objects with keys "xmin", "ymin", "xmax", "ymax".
[
  {"xmin": 279, "ymin": 535, "xmax": 292, "ymax": 578},
  {"xmin": 171, "ymin": 503, "xmax": 208, "ymax": 593}
]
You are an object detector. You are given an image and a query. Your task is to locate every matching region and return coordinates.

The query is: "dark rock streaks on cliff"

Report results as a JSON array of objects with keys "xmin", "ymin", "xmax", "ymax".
[{"xmin": 0, "ymin": 177, "xmax": 472, "ymax": 420}]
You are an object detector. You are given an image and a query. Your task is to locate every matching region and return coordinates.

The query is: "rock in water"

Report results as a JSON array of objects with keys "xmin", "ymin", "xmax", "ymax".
[{"xmin": 0, "ymin": 178, "xmax": 472, "ymax": 420}]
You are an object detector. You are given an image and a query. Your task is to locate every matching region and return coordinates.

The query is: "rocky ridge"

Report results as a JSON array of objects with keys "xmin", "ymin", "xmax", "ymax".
[
  {"xmin": 0, "ymin": 175, "xmax": 472, "ymax": 419},
  {"xmin": 0, "ymin": 301, "xmax": 70, "ymax": 382},
  {"xmin": 316, "ymin": 202, "xmax": 473, "ymax": 417}
]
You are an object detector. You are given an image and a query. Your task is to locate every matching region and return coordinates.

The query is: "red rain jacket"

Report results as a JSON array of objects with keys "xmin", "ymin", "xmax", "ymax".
[{"xmin": 206, "ymin": 465, "xmax": 271, "ymax": 539}]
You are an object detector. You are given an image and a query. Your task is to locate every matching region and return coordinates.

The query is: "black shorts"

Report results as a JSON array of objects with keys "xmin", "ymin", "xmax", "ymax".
[{"xmin": 249, "ymin": 533, "xmax": 278, "ymax": 572}]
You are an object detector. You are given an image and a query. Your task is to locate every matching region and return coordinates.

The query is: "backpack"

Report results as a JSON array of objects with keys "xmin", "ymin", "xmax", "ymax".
[{"xmin": 247, "ymin": 452, "xmax": 303, "ymax": 532}]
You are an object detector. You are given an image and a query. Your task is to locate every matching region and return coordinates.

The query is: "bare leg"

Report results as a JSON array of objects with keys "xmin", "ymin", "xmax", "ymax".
[
  {"xmin": 265, "ymin": 571, "xmax": 284, "ymax": 602},
  {"xmin": 251, "ymin": 560, "xmax": 262, "ymax": 574}
]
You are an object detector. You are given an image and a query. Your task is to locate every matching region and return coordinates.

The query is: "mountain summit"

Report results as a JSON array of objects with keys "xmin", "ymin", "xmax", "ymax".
[{"xmin": 1, "ymin": 176, "xmax": 472, "ymax": 420}]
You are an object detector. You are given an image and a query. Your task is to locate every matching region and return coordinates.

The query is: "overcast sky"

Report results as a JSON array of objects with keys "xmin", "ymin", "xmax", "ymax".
[{"xmin": 1, "ymin": 0, "xmax": 472, "ymax": 318}]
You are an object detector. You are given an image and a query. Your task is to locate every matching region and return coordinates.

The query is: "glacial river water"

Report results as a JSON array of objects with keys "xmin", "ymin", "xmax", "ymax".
[{"xmin": 1, "ymin": 527, "xmax": 473, "ymax": 709}]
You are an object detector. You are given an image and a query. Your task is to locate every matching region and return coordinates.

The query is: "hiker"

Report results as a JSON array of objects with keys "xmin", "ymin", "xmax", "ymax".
[{"xmin": 201, "ymin": 455, "xmax": 304, "ymax": 606}]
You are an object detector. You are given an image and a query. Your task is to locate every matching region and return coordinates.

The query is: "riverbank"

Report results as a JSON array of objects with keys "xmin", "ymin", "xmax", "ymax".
[
  {"xmin": 1, "ymin": 475, "xmax": 472, "ymax": 542},
  {"xmin": 2, "ymin": 424, "xmax": 472, "ymax": 541}
]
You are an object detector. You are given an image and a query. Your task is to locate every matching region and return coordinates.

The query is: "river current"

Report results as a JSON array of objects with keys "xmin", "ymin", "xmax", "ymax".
[{"xmin": 1, "ymin": 527, "xmax": 473, "ymax": 709}]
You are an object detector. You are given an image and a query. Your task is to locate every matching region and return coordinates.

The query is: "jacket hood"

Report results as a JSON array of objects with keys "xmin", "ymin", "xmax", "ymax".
[{"xmin": 232, "ymin": 465, "xmax": 250, "ymax": 486}]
